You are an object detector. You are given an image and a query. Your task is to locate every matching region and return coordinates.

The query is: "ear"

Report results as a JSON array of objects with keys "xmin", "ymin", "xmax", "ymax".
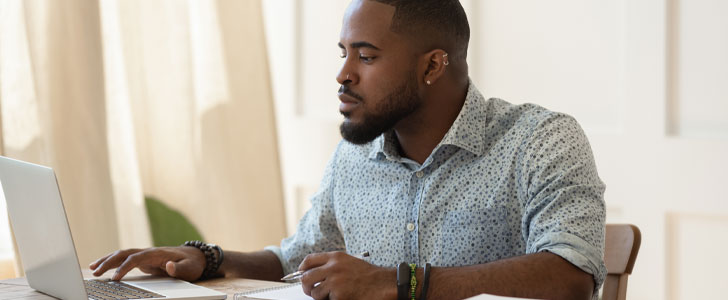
[{"xmin": 421, "ymin": 49, "xmax": 450, "ymax": 86}]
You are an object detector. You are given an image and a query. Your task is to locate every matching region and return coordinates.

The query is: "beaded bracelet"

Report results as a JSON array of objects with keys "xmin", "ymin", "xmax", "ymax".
[
  {"xmin": 183, "ymin": 240, "xmax": 224, "ymax": 280},
  {"xmin": 409, "ymin": 263, "xmax": 417, "ymax": 300}
]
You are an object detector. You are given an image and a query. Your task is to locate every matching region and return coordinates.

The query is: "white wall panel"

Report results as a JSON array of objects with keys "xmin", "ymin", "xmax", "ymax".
[
  {"xmin": 469, "ymin": 0, "xmax": 626, "ymax": 136},
  {"xmin": 667, "ymin": 213, "xmax": 728, "ymax": 300},
  {"xmin": 670, "ymin": 0, "xmax": 728, "ymax": 138},
  {"xmin": 263, "ymin": 0, "xmax": 345, "ymax": 233},
  {"xmin": 300, "ymin": 1, "xmax": 350, "ymax": 121}
]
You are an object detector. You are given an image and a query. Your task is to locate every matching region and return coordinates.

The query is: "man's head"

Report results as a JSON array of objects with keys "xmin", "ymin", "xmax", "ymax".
[
  {"xmin": 370, "ymin": 0, "xmax": 470, "ymax": 62},
  {"xmin": 337, "ymin": 0, "xmax": 470, "ymax": 144}
]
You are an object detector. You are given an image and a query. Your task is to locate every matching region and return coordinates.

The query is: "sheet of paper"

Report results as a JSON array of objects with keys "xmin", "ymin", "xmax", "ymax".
[
  {"xmin": 234, "ymin": 283, "xmax": 312, "ymax": 300},
  {"xmin": 236, "ymin": 285, "xmax": 540, "ymax": 300}
]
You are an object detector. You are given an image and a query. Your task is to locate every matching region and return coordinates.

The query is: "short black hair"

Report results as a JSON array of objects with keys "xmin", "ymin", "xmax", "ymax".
[{"xmin": 371, "ymin": 0, "xmax": 470, "ymax": 60}]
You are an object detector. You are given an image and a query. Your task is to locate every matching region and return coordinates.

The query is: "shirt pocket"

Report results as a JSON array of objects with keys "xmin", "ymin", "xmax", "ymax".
[{"xmin": 439, "ymin": 205, "xmax": 511, "ymax": 266}]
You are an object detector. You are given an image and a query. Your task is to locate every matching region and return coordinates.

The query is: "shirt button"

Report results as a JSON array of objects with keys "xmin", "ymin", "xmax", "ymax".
[
  {"xmin": 406, "ymin": 223, "xmax": 415, "ymax": 231},
  {"xmin": 415, "ymin": 171, "xmax": 424, "ymax": 178}
]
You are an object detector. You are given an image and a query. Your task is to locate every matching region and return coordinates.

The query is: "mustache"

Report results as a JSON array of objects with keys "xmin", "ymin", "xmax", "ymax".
[{"xmin": 338, "ymin": 85, "xmax": 364, "ymax": 102}]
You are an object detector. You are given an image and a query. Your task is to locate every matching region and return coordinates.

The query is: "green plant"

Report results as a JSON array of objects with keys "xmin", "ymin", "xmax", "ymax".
[{"xmin": 145, "ymin": 196, "xmax": 204, "ymax": 246}]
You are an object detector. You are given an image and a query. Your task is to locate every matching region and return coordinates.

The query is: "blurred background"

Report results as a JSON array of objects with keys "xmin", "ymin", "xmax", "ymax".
[{"xmin": 1, "ymin": 0, "xmax": 726, "ymax": 299}]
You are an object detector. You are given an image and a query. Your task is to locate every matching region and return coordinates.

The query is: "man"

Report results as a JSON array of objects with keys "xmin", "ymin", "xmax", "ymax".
[{"xmin": 91, "ymin": 0, "xmax": 606, "ymax": 299}]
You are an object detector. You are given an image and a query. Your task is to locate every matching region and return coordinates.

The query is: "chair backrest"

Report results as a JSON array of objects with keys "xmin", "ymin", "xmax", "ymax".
[{"xmin": 602, "ymin": 224, "xmax": 641, "ymax": 300}]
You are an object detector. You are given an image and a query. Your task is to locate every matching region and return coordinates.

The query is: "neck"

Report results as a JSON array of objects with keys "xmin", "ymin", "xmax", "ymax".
[{"xmin": 393, "ymin": 77, "xmax": 469, "ymax": 164}]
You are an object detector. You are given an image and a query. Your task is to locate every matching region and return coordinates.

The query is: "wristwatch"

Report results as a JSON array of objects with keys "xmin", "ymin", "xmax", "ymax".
[{"xmin": 397, "ymin": 262, "xmax": 410, "ymax": 300}]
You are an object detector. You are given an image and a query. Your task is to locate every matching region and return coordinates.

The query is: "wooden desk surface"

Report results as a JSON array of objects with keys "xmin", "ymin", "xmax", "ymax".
[{"xmin": 0, "ymin": 269, "xmax": 290, "ymax": 299}]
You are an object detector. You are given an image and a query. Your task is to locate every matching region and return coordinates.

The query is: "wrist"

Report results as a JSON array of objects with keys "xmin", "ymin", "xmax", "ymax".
[
  {"xmin": 182, "ymin": 241, "xmax": 223, "ymax": 280},
  {"xmin": 380, "ymin": 268, "xmax": 397, "ymax": 300},
  {"xmin": 396, "ymin": 264, "xmax": 427, "ymax": 300}
]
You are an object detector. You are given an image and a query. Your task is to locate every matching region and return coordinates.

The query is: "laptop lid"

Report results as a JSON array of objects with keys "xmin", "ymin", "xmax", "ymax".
[
  {"xmin": 0, "ymin": 156, "xmax": 227, "ymax": 300},
  {"xmin": 0, "ymin": 156, "xmax": 88, "ymax": 299}
]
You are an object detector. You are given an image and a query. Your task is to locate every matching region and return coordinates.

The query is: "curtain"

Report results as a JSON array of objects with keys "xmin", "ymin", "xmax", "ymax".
[{"xmin": 0, "ymin": 0, "xmax": 286, "ymax": 273}]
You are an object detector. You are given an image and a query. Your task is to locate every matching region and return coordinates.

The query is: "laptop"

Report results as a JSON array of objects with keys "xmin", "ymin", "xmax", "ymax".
[{"xmin": 0, "ymin": 156, "xmax": 227, "ymax": 299}]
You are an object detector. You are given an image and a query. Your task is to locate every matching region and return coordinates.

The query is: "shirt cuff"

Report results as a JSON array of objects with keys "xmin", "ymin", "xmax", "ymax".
[
  {"xmin": 263, "ymin": 245, "xmax": 290, "ymax": 275},
  {"xmin": 528, "ymin": 231, "xmax": 606, "ymax": 293}
]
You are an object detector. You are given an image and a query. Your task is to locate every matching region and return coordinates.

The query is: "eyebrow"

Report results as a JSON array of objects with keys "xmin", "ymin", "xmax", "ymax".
[{"xmin": 338, "ymin": 41, "xmax": 382, "ymax": 51}]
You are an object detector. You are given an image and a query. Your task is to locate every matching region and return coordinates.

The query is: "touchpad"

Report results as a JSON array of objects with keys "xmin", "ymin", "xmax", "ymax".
[{"xmin": 128, "ymin": 279, "xmax": 193, "ymax": 291}]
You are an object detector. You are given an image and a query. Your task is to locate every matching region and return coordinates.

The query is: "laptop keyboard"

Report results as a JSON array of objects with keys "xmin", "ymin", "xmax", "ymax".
[{"xmin": 84, "ymin": 279, "xmax": 166, "ymax": 299}]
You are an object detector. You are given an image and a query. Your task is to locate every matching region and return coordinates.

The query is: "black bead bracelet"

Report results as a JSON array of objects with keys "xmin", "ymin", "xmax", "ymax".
[{"xmin": 183, "ymin": 240, "xmax": 224, "ymax": 280}]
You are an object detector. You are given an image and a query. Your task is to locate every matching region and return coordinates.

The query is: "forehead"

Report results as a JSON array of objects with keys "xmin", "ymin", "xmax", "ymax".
[{"xmin": 340, "ymin": 0, "xmax": 398, "ymax": 48}]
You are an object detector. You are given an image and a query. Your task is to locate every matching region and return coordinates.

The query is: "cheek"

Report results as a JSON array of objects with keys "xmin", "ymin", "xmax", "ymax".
[
  {"xmin": 359, "ymin": 75, "xmax": 393, "ymax": 102},
  {"xmin": 357, "ymin": 57, "xmax": 414, "ymax": 105}
]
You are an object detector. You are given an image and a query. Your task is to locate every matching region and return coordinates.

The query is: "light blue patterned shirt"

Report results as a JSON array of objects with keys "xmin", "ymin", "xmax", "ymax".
[{"xmin": 268, "ymin": 82, "xmax": 607, "ymax": 295}]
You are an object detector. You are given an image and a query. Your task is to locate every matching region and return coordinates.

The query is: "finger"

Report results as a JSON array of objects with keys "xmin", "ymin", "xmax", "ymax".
[
  {"xmin": 165, "ymin": 259, "xmax": 203, "ymax": 282},
  {"xmin": 298, "ymin": 252, "xmax": 335, "ymax": 272},
  {"xmin": 300, "ymin": 265, "xmax": 329, "ymax": 296},
  {"xmin": 113, "ymin": 251, "xmax": 164, "ymax": 281},
  {"xmin": 93, "ymin": 249, "xmax": 142, "ymax": 277},
  {"xmin": 89, "ymin": 252, "xmax": 114, "ymax": 270},
  {"xmin": 309, "ymin": 280, "xmax": 330, "ymax": 300}
]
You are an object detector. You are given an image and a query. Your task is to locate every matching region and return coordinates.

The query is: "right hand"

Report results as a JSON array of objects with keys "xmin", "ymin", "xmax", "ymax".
[{"xmin": 89, "ymin": 246, "xmax": 206, "ymax": 282}]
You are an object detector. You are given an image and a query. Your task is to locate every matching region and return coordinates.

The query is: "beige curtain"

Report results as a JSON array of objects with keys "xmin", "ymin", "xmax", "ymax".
[
  {"xmin": 0, "ymin": 0, "xmax": 286, "ymax": 273},
  {"xmin": 0, "ymin": 0, "xmax": 124, "ymax": 272}
]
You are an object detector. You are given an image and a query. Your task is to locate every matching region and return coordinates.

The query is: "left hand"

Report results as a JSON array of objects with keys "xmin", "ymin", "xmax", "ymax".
[{"xmin": 297, "ymin": 251, "xmax": 397, "ymax": 300}]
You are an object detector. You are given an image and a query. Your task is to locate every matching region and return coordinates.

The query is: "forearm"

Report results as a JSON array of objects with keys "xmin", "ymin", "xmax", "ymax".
[
  {"xmin": 216, "ymin": 250, "xmax": 285, "ymax": 281},
  {"xmin": 418, "ymin": 252, "xmax": 594, "ymax": 300}
]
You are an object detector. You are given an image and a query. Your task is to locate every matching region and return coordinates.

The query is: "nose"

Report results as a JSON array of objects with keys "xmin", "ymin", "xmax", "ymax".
[{"xmin": 336, "ymin": 61, "xmax": 357, "ymax": 85}]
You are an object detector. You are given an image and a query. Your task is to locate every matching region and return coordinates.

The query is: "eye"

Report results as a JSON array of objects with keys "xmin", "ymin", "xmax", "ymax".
[{"xmin": 359, "ymin": 55, "xmax": 375, "ymax": 63}]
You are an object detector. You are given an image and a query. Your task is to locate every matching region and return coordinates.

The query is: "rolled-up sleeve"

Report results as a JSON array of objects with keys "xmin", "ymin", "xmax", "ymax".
[
  {"xmin": 272, "ymin": 142, "xmax": 346, "ymax": 275},
  {"xmin": 519, "ymin": 113, "xmax": 607, "ymax": 294}
]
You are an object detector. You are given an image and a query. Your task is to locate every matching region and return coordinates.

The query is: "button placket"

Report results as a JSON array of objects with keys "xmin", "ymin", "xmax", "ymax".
[{"xmin": 410, "ymin": 169, "xmax": 426, "ymax": 262}]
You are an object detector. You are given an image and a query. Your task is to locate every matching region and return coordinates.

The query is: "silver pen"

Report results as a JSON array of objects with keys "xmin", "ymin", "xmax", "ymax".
[{"xmin": 280, "ymin": 251, "xmax": 370, "ymax": 281}]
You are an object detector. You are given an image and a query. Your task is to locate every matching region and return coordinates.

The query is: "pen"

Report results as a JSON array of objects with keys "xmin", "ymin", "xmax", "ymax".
[{"xmin": 280, "ymin": 251, "xmax": 370, "ymax": 281}]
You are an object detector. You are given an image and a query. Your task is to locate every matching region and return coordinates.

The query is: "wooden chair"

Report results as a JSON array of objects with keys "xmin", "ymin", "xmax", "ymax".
[{"xmin": 602, "ymin": 224, "xmax": 641, "ymax": 300}]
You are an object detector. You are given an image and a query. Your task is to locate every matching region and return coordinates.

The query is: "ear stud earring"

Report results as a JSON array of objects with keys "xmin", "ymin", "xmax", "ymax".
[
  {"xmin": 443, "ymin": 53, "xmax": 449, "ymax": 66},
  {"xmin": 426, "ymin": 80, "xmax": 432, "ymax": 85}
]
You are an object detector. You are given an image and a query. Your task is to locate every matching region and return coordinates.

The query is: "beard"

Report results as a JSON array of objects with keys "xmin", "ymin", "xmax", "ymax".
[{"xmin": 339, "ymin": 75, "xmax": 421, "ymax": 145}]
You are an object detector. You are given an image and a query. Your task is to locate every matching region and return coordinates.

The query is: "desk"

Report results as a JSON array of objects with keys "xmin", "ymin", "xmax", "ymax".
[{"xmin": 0, "ymin": 270, "xmax": 289, "ymax": 299}]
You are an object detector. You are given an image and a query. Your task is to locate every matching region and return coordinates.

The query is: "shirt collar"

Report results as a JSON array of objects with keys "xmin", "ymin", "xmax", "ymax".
[
  {"xmin": 437, "ymin": 81, "xmax": 487, "ymax": 156},
  {"xmin": 368, "ymin": 80, "xmax": 488, "ymax": 161},
  {"xmin": 367, "ymin": 130, "xmax": 397, "ymax": 160}
]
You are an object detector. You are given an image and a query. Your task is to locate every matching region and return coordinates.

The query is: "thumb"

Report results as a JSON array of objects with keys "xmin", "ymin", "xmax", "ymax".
[{"xmin": 165, "ymin": 259, "xmax": 202, "ymax": 281}]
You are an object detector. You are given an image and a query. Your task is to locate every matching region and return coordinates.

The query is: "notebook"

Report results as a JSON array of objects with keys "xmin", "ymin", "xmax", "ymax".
[
  {"xmin": 233, "ymin": 282, "xmax": 541, "ymax": 300},
  {"xmin": 233, "ymin": 283, "xmax": 312, "ymax": 300}
]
